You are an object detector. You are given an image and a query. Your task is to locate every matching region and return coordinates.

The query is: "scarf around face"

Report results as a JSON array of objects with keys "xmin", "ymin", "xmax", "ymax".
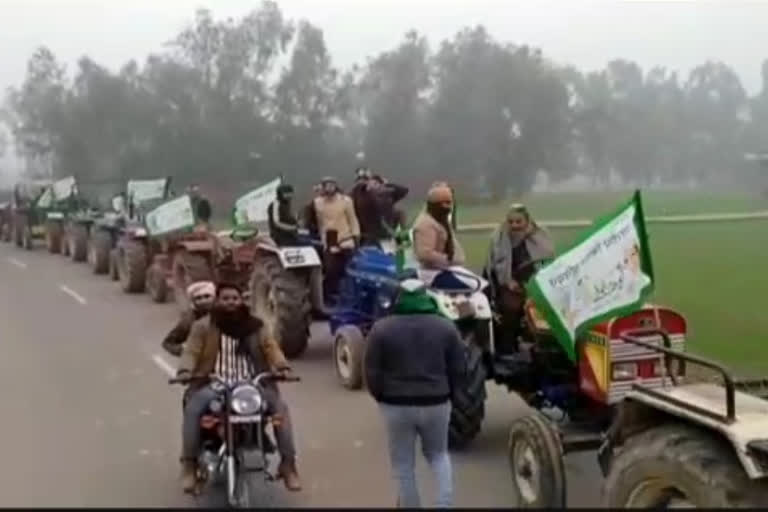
[{"xmin": 211, "ymin": 304, "xmax": 264, "ymax": 347}]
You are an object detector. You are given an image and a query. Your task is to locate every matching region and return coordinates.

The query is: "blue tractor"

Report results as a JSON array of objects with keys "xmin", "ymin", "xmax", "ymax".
[{"xmin": 329, "ymin": 246, "xmax": 402, "ymax": 389}]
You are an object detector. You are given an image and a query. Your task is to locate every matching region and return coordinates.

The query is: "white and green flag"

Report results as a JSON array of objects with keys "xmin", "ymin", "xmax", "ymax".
[
  {"xmin": 233, "ymin": 177, "xmax": 281, "ymax": 227},
  {"xmin": 526, "ymin": 191, "xmax": 655, "ymax": 360},
  {"xmin": 145, "ymin": 195, "xmax": 195, "ymax": 237},
  {"xmin": 127, "ymin": 178, "xmax": 168, "ymax": 205},
  {"xmin": 52, "ymin": 176, "xmax": 77, "ymax": 201}
]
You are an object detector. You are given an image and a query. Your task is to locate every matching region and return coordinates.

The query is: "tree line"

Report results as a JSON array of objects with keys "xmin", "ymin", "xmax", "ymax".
[{"xmin": 2, "ymin": 1, "xmax": 768, "ymax": 204}]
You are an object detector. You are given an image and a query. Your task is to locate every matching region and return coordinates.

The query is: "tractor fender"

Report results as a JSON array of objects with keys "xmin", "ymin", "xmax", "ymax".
[
  {"xmin": 601, "ymin": 388, "xmax": 768, "ymax": 480},
  {"xmin": 176, "ymin": 239, "xmax": 215, "ymax": 253}
]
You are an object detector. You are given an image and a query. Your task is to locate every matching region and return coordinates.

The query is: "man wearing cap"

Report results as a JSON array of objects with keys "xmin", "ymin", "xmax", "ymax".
[
  {"xmin": 162, "ymin": 281, "xmax": 216, "ymax": 357},
  {"xmin": 412, "ymin": 182, "xmax": 465, "ymax": 270},
  {"xmin": 364, "ymin": 278, "xmax": 465, "ymax": 508},
  {"xmin": 312, "ymin": 177, "xmax": 360, "ymax": 298}
]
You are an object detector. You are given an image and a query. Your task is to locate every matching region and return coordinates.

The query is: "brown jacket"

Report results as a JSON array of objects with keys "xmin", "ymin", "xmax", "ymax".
[
  {"xmin": 179, "ymin": 316, "xmax": 288, "ymax": 388},
  {"xmin": 412, "ymin": 211, "xmax": 465, "ymax": 269},
  {"xmin": 313, "ymin": 193, "xmax": 360, "ymax": 249}
]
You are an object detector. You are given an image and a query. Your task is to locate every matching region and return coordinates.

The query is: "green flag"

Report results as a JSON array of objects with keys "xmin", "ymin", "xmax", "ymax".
[{"xmin": 525, "ymin": 190, "xmax": 655, "ymax": 361}]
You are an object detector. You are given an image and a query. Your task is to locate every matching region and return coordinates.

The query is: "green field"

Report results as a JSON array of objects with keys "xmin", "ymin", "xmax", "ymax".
[{"xmin": 456, "ymin": 190, "xmax": 768, "ymax": 376}]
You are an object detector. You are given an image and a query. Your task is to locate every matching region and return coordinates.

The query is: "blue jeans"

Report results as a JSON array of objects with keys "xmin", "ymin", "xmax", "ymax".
[{"xmin": 379, "ymin": 401, "xmax": 453, "ymax": 508}]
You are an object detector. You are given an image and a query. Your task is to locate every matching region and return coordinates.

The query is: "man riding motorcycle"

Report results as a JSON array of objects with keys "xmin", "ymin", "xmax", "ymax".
[
  {"xmin": 412, "ymin": 182, "xmax": 465, "ymax": 270},
  {"xmin": 176, "ymin": 282, "xmax": 302, "ymax": 493},
  {"xmin": 267, "ymin": 183, "xmax": 299, "ymax": 246},
  {"xmin": 161, "ymin": 281, "xmax": 216, "ymax": 357}
]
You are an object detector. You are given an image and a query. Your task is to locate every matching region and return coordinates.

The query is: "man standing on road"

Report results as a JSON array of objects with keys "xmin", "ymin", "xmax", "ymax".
[
  {"xmin": 161, "ymin": 281, "xmax": 216, "ymax": 357},
  {"xmin": 176, "ymin": 283, "xmax": 302, "ymax": 493},
  {"xmin": 364, "ymin": 278, "xmax": 465, "ymax": 508}
]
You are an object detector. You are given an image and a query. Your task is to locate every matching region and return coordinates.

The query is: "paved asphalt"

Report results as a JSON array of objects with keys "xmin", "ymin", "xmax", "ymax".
[{"xmin": 0, "ymin": 242, "xmax": 602, "ymax": 508}]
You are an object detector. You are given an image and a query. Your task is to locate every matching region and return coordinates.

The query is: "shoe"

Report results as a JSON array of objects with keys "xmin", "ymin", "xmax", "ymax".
[
  {"xmin": 180, "ymin": 459, "xmax": 198, "ymax": 494},
  {"xmin": 277, "ymin": 459, "xmax": 302, "ymax": 492}
]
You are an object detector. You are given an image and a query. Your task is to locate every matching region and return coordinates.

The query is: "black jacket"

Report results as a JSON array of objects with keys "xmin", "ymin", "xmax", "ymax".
[
  {"xmin": 364, "ymin": 314, "xmax": 466, "ymax": 406},
  {"xmin": 268, "ymin": 200, "xmax": 298, "ymax": 246}
]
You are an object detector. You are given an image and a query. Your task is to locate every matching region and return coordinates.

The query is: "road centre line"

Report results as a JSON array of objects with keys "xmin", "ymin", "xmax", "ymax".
[
  {"xmin": 7, "ymin": 257, "xmax": 27, "ymax": 269},
  {"xmin": 151, "ymin": 353, "xmax": 176, "ymax": 378},
  {"xmin": 59, "ymin": 284, "xmax": 88, "ymax": 305}
]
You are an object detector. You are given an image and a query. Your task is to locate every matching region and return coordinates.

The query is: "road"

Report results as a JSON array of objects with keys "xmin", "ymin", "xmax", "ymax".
[{"xmin": 0, "ymin": 242, "xmax": 602, "ymax": 508}]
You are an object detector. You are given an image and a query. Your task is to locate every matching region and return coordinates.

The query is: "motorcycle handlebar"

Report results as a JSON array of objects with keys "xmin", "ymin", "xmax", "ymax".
[{"xmin": 168, "ymin": 371, "xmax": 301, "ymax": 386}]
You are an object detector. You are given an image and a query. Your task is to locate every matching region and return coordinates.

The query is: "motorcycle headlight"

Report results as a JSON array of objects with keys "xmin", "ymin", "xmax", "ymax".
[{"xmin": 231, "ymin": 385, "xmax": 263, "ymax": 415}]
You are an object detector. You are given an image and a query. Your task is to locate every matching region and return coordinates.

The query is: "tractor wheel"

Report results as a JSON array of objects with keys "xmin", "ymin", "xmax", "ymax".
[
  {"xmin": 88, "ymin": 230, "xmax": 112, "ymax": 275},
  {"xmin": 334, "ymin": 325, "xmax": 366, "ymax": 390},
  {"xmin": 603, "ymin": 423, "xmax": 768, "ymax": 508},
  {"xmin": 14, "ymin": 220, "xmax": 23, "ymax": 247},
  {"xmin": 118, "ymin": 240, "xmax": 147, "ymax": 293},
  {"xmin": 250, "ymin": 254, "xmax": 310, "ymax": 360},
  {"xmin": 68, "ymin": 224, "xmax": 88, "ymax": 262},
  {"xmin": 508, "ymin": 412, "xmax": 567, "ymax": 508},
  {"xmin": 448, "ymin": 335, "xmax": 487, "ymax": 449},
  {"xmin": 172, "ymin": 252, "xmax": 214, "ymax": 312},
  {"xmin": 61, "ymin": 230, "xmax": 70, "ymax": 257},
  {"xmin": 147, "ymin": 262, "xmax": 169, "ymax": 303},
  {"xmin": 109, "ymin": 249, "xmax": 120, "ymax": 281},
  {"xmin": 46, "ymin": 222, "xmax": 62, "ymax": 254}
]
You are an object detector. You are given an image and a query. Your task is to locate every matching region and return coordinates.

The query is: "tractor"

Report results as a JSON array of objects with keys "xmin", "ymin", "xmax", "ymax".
[
  {"xmin": 100, "ymin": 178, "xmax": 171, "ymax": 291},
  {"xmin": 0, "ymin": 201, "xmax": 12, "ymax": 242},
  {"xmin": 9, "ymin": 179, "xmax": 54, "ymax": 250}
]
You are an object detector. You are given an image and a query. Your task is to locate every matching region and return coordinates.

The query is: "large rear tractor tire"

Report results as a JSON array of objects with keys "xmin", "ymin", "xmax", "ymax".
[
  {"xmin": 46, "ymin": 221, "xmax": 62, "ymax": 254},
  {"xmin": 603, "ymin": 423, "xmax": 768, "ymax": 508},
  {"xmin": 147, "ymin": 262, "xmax": 169, "ymax": 303},
  {"xmin": 334, "ymin": 325, "xmax": 366, "ymax": 390},
  {"xmin": 118, "ymin": 240, "xmax": 147, "ymax": 293},
  {"xmin": 250, "ymin": 254, "xmax": 311, "ymax": 360},
  {"xmin": 88, "ymin": 230, "xmax": 112, "ymax": 274},
  {"xmin": 172, "ymin": 252, "xmax": 214, "ymax": 312},
  {"xmin": 448, "ymin": 336, "xmax": 487, "ymax": 449},
  {"xmin": 68, "ymin": 223, "xmax": 88, "ymax": 262},
  {"xmin": 508, "ymin": 412, "xmax": 567, "ymax": 508}
]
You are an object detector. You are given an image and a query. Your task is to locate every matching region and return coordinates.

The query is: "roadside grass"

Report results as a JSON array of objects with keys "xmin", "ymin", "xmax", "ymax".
[{"xmin": 460, "ymin": 219, "xmax": 768, "ymax": 377}]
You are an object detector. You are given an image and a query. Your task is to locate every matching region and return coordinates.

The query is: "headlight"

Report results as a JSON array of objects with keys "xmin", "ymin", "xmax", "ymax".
[
  {"xmin": 132, "ymin": 228, "xmax": 147, "ymax": 237},
  {"xmin": 612, "ymin": 362, "xmax": 638, "ymax": 381},
  {"xmin": 231, "ymin": 385, "xmax": 263, "ymax": 415},
  {"xmin": 378, "ymin": 293, "xmax": 392, "ymax": 310}
]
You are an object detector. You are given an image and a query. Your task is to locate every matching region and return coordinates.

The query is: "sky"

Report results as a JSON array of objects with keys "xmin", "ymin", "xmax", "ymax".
[{"xmin": 1, "ymin": 0, "xmax": 768, "ymax": 97}]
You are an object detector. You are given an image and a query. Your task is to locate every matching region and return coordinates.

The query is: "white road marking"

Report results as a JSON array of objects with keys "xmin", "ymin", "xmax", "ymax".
[
  {"xmin": 7, "ymin": 257, "xmax": 27, "ymax": 269},
  {"xmin": 59, "ymin": 285, "xmax": 87, "ymax": 305},
  {"xmin": 151, "ymin": 353, "xmax": 176, "ymax": 378}
]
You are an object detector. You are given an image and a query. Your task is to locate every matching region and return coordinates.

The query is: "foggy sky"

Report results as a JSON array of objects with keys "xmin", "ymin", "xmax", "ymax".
[{"xmin": 1, "ymin": 0, "xmax": 767, "ymax": 95}]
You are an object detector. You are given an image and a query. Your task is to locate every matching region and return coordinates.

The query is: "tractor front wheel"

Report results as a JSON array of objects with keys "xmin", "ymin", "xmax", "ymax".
[
  {"xmin": 46, "ymin": 222, "xmax": 62, "ymax": 254},
  {"xmin": 334, "ymin": 325, "xmax": 366, "ymax": 390},
  {"xmin": 508, "ymin": 412, "xmax": 567, "ymax": 508},
  {"xmin": 89, "ymin": 230, "xmax": 112, "ymax": 274},
  {"xmin": 249, "ymin": 254, "xmax": 311, "ymax": 360},
  {"xmin": 603, "ymin": 423, "xmax": 768, "ymax": 508},
  {"xmin": 118, "ymin": 240, "xmax": 147, "ymax": 293},
  {"xmin": 69, "ymin": 223, "xmax": 88, "ymax": 262},
  {"xmin": 448, "ymin": 334, "xmax": 487, "ymax": 449}
]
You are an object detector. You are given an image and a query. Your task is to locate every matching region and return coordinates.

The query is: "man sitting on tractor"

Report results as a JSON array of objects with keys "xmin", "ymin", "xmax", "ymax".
[
  {"xmin": 268, "ymin": 183, "xmax": 299, "ymax": 246},
  {"xmin": 412, "ymin": 182, "xmax": 465, "ymax": 270},
  {"xmin": 484, "ymin": 203, "xmax": 555, "ymax": 354},
  {"xmin": 312, "ymin": 177, "xmax": 360, "ymax": 298}
]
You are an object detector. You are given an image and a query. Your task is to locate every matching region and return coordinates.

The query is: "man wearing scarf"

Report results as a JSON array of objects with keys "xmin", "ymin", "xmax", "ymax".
[
  {"xmin": 412, "ymin": 183, "xmax": 465, "ymax": 269},
  {"xmin": 485, "ymin": 203, "xmax": 555, "ymax": 353},
  {"xmin": 176, "ymin": 283, "xmax": 301, "ymax": 493},
  {"xmin": 364, "ymin": 278, "xmax": 465, "ymax": 508}
]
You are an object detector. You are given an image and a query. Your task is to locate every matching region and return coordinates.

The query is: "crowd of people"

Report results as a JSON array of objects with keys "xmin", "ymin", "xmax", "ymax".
[{"xmin": 163, "ymin": 166, "xmax": 556, "ymax": 507}]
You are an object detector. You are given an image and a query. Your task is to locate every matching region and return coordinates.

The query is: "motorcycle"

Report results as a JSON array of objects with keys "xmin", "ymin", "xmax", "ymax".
[{"xmin": 169, "ymin": 371, "xmax": 300, "ymax": 507}]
